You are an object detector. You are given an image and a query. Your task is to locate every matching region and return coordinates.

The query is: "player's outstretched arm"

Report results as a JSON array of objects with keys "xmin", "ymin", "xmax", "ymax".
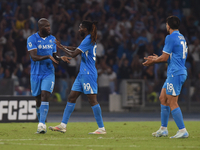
[
  {"xmin": 61, "ymin": 56, "xmax": 71, "ymax": 63},
  {"xmin": 54, "ymin": 39, "xmax": 76, "ymax": 50},
  {"xmin": 29, "ymin": 49, "xmax": 58, "ymax": 64},
  {"xmin": 53, "ymin": 53, "xmax": 71, "ymax": 63},
  {"xmin": 55, "ymin": 39, "xmax": 82, "ymax": 58},
  {"xmin": 142, "ymin": 52, "xmax": 169, "ymax": 66},
  {"xmin": 65, "ymin": 46, "xmax": 77, "ymax": 51},
  {"xmin": 147, "ymin": 53, "xmax": 158, "ymax": 59}
]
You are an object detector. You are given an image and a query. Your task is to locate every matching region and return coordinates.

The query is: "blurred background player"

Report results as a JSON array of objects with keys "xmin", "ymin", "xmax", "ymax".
[
  {"xmin": 143, "ymin": 16, "xmax": 189, "ymax": 138},
  {"xmin": 27, "ymin": 18, "xmax": 70, "ymax": 134},
  {"xmin": 49, "ymin": 20, "xmax": 106, "ymax": 134}
]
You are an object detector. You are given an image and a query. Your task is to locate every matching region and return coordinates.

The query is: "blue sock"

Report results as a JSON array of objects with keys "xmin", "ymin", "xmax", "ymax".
[
  {"xmin": 36, "ymin": 107, "xmax": 40, "ymax": 121},
  {"xmin": 61, "ymin": 102, "xmax": 76, "ymax": 124},
  {"xmin": 161, "ymin": 104, "xmax": 170, "ymax": 127},
  {"xmin": 92, "ymin": 104, "xmax": 104, "ymax": 128},
  {"xmin": 171, "ymin": 107, "xmax": 185, "ymax": 129},
  {"xmin": 39, "ymin": 102, "xmax": 49, "ymax": 124}
]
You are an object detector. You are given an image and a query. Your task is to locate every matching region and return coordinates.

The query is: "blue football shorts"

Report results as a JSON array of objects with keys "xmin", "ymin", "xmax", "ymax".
[
  {"xmin": 30, "ymin": 73, "xmax": 55, "ymax": 96},
  {"xmin": 162, "ymin": 74, "xmax": 187, "ymax": 96},
  {"xmin": 72, "ymin": 74, "xmax": 98, "ymax": 94}
]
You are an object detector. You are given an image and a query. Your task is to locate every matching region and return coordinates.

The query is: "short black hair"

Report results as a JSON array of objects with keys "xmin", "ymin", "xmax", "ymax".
[{"xmin": 166, "ymin": 16, "xmax": 180, "ymax": 29}]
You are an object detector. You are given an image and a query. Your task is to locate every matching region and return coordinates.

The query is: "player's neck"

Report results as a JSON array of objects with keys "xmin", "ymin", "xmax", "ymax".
[
  {"xmin": 38, "ymin": 32, "xmax": 48, "ymax": 38},
  {"xmin": 169, "ymin": 29, "xmax": 179, "ymax": 35},
  {"xmin": 83, "ymin": 32, "xmax": 90, "ymax": 38}
]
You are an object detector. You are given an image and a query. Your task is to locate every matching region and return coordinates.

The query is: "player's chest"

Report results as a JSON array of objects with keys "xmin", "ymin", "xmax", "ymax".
[{"xmin": 36, "ymin": 39, "xmax": 54, "ymax": 51}]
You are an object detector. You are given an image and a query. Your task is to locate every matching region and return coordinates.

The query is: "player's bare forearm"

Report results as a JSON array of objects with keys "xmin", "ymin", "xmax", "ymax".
[
  {"xmin": 152, "ymin": 53, "xmax": 169, "ymax": 63},
  {"xmin": 29, "ymin": 50, "xmax": 50, "ymax": 61},
  {"xmin": 61, "ymin": 48, "xmax": 74, "ymax": 57},
  {"xmin": 143, "ymin": 52, "xmax": 169, "ymax": 66},
  {"xmin": 55, "ymin": 39, "xmax": 81, "ymax": 58},
  {"xmin": 29, "ymin": 50, "xmax": 58, "ymax": 64},
  {"xmin": 64, "ymin": 46, "xmax": 76, "ymax": 50}
]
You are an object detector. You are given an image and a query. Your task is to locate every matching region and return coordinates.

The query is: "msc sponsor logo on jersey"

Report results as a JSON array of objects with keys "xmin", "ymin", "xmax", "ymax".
[
  {"xmin": 83, "ymin": 83, "xmax": 91, "ymax": 91},
  {"xmin": 38, "ymin": 44, "xmax": 53, "ymax": 49}
]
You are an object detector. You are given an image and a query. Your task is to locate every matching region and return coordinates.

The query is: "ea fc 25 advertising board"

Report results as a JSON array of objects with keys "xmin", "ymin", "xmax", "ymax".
[{"xmin": 0, "ymin": 96, "xmax": 37, "ymax": 123}]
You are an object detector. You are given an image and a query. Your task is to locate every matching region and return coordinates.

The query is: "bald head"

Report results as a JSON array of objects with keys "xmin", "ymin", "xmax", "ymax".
[
  {"xmin": 38, "ymin": 18, "xmax": 49, "ymax": 28},
  {"xmin": 38, "ymin": 18, "xmax": 51, "ymax": 37}
]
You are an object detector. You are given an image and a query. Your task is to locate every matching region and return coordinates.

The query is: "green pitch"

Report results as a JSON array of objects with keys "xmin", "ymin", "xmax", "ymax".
[{"xmin": 0, "ymin": 121, "xmax": 199, "ymax": 150}]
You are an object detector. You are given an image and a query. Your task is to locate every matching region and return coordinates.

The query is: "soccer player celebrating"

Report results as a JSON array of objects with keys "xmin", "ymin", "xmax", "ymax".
[
  {"xmin": 49, "ymin": 20, "xmax": 106, "ymax": 134},
  {"xmin": 143, "ymin": 16, "xmax": 189, "ymax": 138},
  {"xmin": 27, "ymin": 18, "xmax": 70, "ymax": 134}
]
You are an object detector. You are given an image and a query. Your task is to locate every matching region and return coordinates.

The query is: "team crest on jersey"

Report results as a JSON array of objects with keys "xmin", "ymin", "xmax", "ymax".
[
  {"xmin": 49, "ymin": 39, "xmax": 52, "ymax": 43},
  {"xmin": 28, "ymin": 42, "xmax": 32, "ymax": 47},
  {"xmin": 38, "ymin": 44, "xmax": 42, "ymax": 49},
  {"xmin": 83, "ymin": 83, "xmax": 91, "ymax": 91}
]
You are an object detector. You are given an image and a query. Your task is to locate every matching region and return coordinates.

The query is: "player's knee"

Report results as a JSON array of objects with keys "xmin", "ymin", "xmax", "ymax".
[
  {"xmin": 159, "ymin": 95, "xmax": 168, "ymax": 105},
  {"xmin": 88, "ymin": 99, "xmax": 98, "ymax": 106},
  {"xmin": 168, "ymin": 100, "xmax": 178, "ymax": 107},
  {"xmin": 159, "ymin": 95, "xmax": 164, "ymax": 102},
  {"xmin": 67, "ymin": 95, "xmax": 76, "ymax": 103},
  {"xmin": 41, "ymin": 92, "xmax": 50, "ymax": 101}
]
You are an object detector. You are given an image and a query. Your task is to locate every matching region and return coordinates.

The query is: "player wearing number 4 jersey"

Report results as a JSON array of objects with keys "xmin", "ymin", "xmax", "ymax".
[
  {"xmin": 143, "ymin": 16, "xmax": 189, "ymax": 138},
  {"xmin": 49, "ymin": 20, "xmax": 106, "ymax": 134}
]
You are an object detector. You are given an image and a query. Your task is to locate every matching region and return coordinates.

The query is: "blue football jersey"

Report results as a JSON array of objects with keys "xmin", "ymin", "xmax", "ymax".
[
  {"xmin": 163, "ymin": 31, "xmax": 188, "ymax": 77},
  {"xmin": 77, "ymin": 34, "xmax": 97, "ymax": 77},
  {"xmin": 27, "ymin": 32, "xmax": 56, "ymax": 75}
]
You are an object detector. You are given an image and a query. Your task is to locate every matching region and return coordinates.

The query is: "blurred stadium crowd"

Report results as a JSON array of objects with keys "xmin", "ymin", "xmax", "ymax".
[{"xmin": 0, "ymin": 0, "xmax": 200, "ymax": 102}]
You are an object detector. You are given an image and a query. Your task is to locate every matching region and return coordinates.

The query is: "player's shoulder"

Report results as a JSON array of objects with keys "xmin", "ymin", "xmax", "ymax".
[
  {"xmin": 48, "ymin": 35, "xmax": 56, "ymax": 43},
  {"xmin": 27, "ymin": 32, "xmax": 37, "ymax": 41},
  {"xmin": 176, "ymin": 33, "xmax": 185, "ymax": 41},
  {"xmin": 165, "ymin": 34, "xmax": 173, "ymax": 42},
  {"xmin": 84, "ymin": 34, "xmax": 91, "ymax": 41},
  {"xmin": 166, "ymin": 32, "xmax": 179, "ymax": 41},
  {"xmin": 49, "ymin": 34, "xmax": 56, "ymax": 39}
]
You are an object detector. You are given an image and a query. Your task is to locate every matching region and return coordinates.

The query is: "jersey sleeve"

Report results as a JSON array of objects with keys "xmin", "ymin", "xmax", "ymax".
[
  {"xmin": 163, "ymin": 35, "xmax": 174, "ymax": 54},
  {"xmin": 77, "ymin": 37, "xmax": 91, "ymax": 53},
  {"xmin": 27, "ymin": 35, "xmax": 37, "ymax": 51}
]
